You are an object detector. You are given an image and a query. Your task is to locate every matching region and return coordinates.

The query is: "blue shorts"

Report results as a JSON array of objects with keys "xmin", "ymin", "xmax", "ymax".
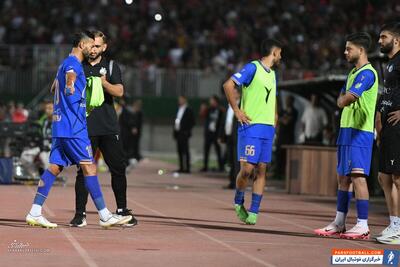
[
  {"xmin": 238, "ymin": 135, "xmax": 273, "ymax": 164},
  {"xmin": 49, "ymin": 137, "xmax": 94, "ymax": 167},
  {"xmin": 337, "ymin": 145, "xmax": 372, "ymax": 176}
]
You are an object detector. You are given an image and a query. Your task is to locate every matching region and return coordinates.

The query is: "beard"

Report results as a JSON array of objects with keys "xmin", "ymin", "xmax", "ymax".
[
  {"xmin": 347, "ymin": 55, "xmax": 359, "ymax": 65},
  {"xmin": 89, "ymin": 52, "xmax": 102, "ymax": 61},
  {"xmin": 380, "ymin": 40, "xmax": 394, "ymax": 54}
]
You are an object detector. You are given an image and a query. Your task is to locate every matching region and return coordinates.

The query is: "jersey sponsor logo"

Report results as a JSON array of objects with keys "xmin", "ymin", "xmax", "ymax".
[
  {"xmin": 383, "ymin": 87, "xmax": 392, "ymax": 94},
  {"xmin": 391, "ymin": 159, "xmax": 395, "ymax": 166},
  {"xmin": 381, "ymin": 100, "xmax": 393, "ymax": 107},
  {"xmin": 80, "ymin": 103, "xmax": 86, "ymax": 108},
  {"xmin": 234, "ymin": 73, "xmax": 242, "ymax": 79},
  {"xmin": 354, "ymin": 83, "xmax": 362, "ymax": 89},
  {"xmin": 245, "ymin": 145, "xmax": 255, "ymax": 156},
  {"xmin": 360, "ymin": 75, "xmax": 365, "ymax": 81}
]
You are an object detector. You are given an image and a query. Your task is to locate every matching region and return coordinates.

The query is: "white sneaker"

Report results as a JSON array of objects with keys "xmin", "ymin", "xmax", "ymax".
[
  {"xmin": 26, "ymin": 213, "xmax": 57, "ymax": 229},
  {"xmin": 340, "ymin": 224, "xmax": 370, "ymax": 240},
  {"xmin": 99, "ymin": 214, "xmax": 132, "ymax": 228},
  {"xmin": 377, "ymin": 227, "xmax": 400, "ymax": 245},
  {"xmin": 376, "ymin": 224, "xmax": 397, "ymax": 238}
]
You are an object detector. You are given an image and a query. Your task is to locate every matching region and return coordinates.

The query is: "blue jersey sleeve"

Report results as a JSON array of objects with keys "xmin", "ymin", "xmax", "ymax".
[
  {"xmin": 348, "ymin": 70, "xmax": 375, "ymax": 97},
  {"xmin": 63, "ymin": 58, "xmax": 84, "ymax": 102},
  {"xmin": 231, "ymin": 63, "xmax": 256, "ymax": 87}
]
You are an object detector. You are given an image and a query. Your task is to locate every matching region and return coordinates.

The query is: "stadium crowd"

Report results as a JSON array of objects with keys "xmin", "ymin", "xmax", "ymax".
[{"xmin": 0, "ymin": 0, "xmax": 399, "ymax": 78}]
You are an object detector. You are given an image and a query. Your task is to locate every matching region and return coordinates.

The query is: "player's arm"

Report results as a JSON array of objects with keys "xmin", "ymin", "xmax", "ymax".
[
  {"xmin": 375, "ymin": 111, "xmax": 382, "ymax": 144},
  {"xmin": 337, "ymin": 70, "xmax": 375, "ymax": 108},
  {"xmin": 223, "ymin": 79, "xmax": 250, "ymax": 124},
  {"xmin": 223, "ymin": 63, "xmax": 256, "ymax": 124},
  {"xmin": 65, "ymin": 70, "xmax": 77, "ymax": 96},
  {"xmin": 337, "ymin": 92, "xmax": 357, "ymax": 108},
  {"xmin": 101, "ymin": 61, "xmax": 124, "ymax": 97},
  {"xmin": 101, "ymin": 77, "xmax": 124, "ymax": 97}
]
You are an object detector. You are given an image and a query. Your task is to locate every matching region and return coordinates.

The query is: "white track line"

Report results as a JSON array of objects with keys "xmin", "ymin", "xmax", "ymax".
[
  {"xmin": 128, "ymin": 198, "xmax": 277, "ymax": 267},
  {"xmin": 26, "ymin": 186, "xmax": 98, "ymax": 267},
  {"xmin": 191, "ymin": 193, "xmax": 379, "ymax": 250}
]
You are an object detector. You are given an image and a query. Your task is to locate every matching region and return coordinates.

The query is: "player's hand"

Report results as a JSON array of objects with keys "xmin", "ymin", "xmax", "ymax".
[
  {"xmin": 65, "ymin": 86, "xmax": 75, "ymax": 96},
  {"xmin": 100, "ymin": 75, "xmax": 107, "ymax": 86},
  {"xmin": 387, "ymin": 110, "xmax": 400, "ymax": 126},
  {"xmin": 234, "ymin": 109, "xmax": 251, "ymax": 125}
]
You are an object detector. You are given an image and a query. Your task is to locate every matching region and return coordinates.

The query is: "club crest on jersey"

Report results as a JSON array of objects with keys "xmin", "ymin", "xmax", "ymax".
[
  {"xmin": 355, "ymin": 83, "xmax": 362, "ymax": 89},
  {"xmin": 388, "ymin": 64, "xmax": 394, "ymax": 73},
  {"xmin": 100, "ymin": 67, "xmax": 107, "ymax": 76}
]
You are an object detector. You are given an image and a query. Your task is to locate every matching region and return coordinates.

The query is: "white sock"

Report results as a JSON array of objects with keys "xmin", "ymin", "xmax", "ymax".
[
  {"xmin": 30, "ymin": 204, "xmax": 42, "ymax": 217},
  {"xmin": 98, "ymin": 208, "xmax": 112, "ymax": 221},
  {"xmin": 390, "ymin": 216, "xmax": 396, "ymax": 226},
  {"xmin": 334, "ymin": 211, "xmax": 346, "ymax": 226},
  {"xmin": 394, "ymin": 217, "xmax": 400, "ymax": 226},
  {"xmin": 357, "ymin": 218, "xmax": 368, "ymax": 228}
]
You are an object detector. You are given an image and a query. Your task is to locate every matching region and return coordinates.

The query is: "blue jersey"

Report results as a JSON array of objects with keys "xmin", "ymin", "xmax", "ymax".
[
  {"xmin": 52, "ymin": 55, "xmax": 88, "ymax": 138},
  {"xmin": 336, "ymin": 69, "xmax": 375, "ymax": 147}
]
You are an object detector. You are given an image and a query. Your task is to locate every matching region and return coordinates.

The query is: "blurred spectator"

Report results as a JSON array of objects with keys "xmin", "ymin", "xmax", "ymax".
[
  {"xmin": 1, "ymin": 0, "xmax": 398, "ymax": 77},
  {"xmin": 173, "ymin": 95, "xmax": 195, "ymax": 173},
  {"xmin": 12, "ymin": 102, "xmax": 28, "ymax": 123},
  {"xmin": 131, "ymin": 99, "xmax": 143, "ymax": 162},
  {"xmin": 276, "ymin": 95, "xmax": 298, "ymax": 178},
  {"xmin": 301, "ymin": 94, "xmax": 328, "ymax": 145},
  {"xmin": 219, "ymin": 87, "xmax": 240, "ymax": 189},
  {"xmin": 201, "ymin": 95, "xmax": 224, "ymax": 172}
]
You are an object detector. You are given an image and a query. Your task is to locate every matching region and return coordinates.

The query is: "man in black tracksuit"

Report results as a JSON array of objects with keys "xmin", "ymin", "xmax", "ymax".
[{"xmin": 69, "ymin": 30, "xmax": 137, "ymax": 227}]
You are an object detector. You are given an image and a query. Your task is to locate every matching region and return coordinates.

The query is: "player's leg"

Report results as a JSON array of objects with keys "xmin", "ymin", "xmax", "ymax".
[
  {"xmin": 70, "ymin": 136, "xmax": 99, "ymax": 227},
  {"xmin": 314, "ymin": 145, "xmax": 352, "ymax": 236},
  {"xmin": 99, "ymin": 134, "xmax": 138, "ymax": 226},
  {"xmin": 378, "ymin": 174, "xmax": 400, "ymax": 244},
  {"xmin": 245, "ymin": 162, "xmax": 267, "ymax": 225},
  {"xmin": 202, "ymin": 132, "xmax": 212, "ymax": 171},
  {"xmin": 26, "ymin": 137, "xmax": 67, "ymax": 228},
  {"xmin": 377, "ymin": 172, "xmax": 397, "ymax": 237},
  {"xmin": 79, "ymin": 162, "xmax": 131, "ymax": 227},
  {"xmin": 234, "ymin": 135, "xmax": 261, "ymax": 223},
  {"xmin": 26, "ymin": 163, "xmax": 62, "ymax": 228},
  {"xmin": 340, "ymin": 146, "xmax": 372, "ymax": 240}
]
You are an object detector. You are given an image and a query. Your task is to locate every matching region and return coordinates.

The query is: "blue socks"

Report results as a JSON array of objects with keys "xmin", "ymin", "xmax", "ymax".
[
  {"xmin": 234, "ymin": 190, "xmax": 245, "ymax": 205},
  {"xmin": 356, "ymin": 199, "xmax": 369, "ymax": 220},
  {"xmin": 33, "ymin": 170, "xmax": 56, "ymax": 206},
  {"xmin": 336, "ymin": 190, "xmax": 352, "ymax": 214},
  {"xmin": 249, "ymin": 193, "xmax": 263, "ymax": 214},
  {"xmin": 84, "ymin": 176, "xmax": 106, "ymax": 210}
]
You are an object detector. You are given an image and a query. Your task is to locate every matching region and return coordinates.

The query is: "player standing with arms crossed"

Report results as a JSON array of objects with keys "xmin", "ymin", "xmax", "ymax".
[
  {"xmin": 223, "ymin": 39, "xmax": 282, "ymax": 225},
  {"xmin": 314, "ymin": 32, "xmax": 378, "ymax": 239}
]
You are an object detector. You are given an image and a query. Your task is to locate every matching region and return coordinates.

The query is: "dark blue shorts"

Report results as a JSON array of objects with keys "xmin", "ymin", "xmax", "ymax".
[
  {"xmin": 49, "ymin": 137, "xmax": 93, "ymax": 166},
  {"xmin": 238, "ymin": 135, "xmax": 273, "ymax": 164},
  {"xmin": 337, "ymin": 145, "xmax": 372, "ymax": 176}
]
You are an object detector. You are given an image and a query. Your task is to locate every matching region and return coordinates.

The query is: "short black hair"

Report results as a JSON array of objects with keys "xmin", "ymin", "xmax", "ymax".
[
  {"xmin": 72, "ymin": 30, "xmax": 95, "ymax": 47},
  {"xmin": 211, "ymin": 95, "xmax": 220, "ymax": 104},
  {"xmin": 260, "ymin": 39, "xmax": 283, "ymax": 56},
  {"xmin": 345, "ymin": 32, "xmax": 371, "ymax": 51},
  {"xmin": 380, "ymin": 21, "xmax": 400, "ymax": 36}
]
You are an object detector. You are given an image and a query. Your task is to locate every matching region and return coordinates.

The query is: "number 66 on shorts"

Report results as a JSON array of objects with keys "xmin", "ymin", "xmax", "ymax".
[{"xmin": 238, "ymin": 135, "xmax": 273, "ymax": 164}]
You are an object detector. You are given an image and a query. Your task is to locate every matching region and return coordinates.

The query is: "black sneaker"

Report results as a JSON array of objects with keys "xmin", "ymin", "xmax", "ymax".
[
  {"xmin": 69, "ymin": 212, "xmax": 87, "ymax": 227},
  {"xmin": 116, "ymin": 209, "xmax": 138, "ymax": 227}
]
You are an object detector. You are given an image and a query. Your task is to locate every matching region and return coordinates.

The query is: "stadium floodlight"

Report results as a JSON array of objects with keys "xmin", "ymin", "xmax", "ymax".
[
  {"xmin": 154, "ymin": 13, "xmax": 162, "ymax": 21},
  {"xmin": 125, "ymin": 0, "xmax": 133, "ymax": 4}
]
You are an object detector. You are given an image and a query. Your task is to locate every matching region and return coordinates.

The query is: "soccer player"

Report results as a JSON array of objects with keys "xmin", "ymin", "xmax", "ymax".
[
  {"xmin": 69, "ymin": 30, "xmax": 137, "ymax": 227},
  {"xmin": 223, "ymin": 39, "xmax": 282, "ymax": 225},
  {"xmin": 375, "ymin": 22, "xmax": 400, "ymax": 245},
  {"xmin": 314, "ymin": 32, "xmax": 378, "ymax": 239},
  {"xmin": 25, "ymin": 31, "xmax": 132, "ymax": 228}
]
